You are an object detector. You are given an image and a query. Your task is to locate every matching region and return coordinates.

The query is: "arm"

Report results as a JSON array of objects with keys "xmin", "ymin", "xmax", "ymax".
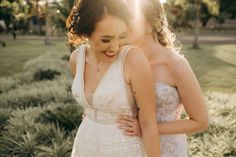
[
  {"xmin": 125, "ymin": 48, "xmax": 160, "ymax": 157},
  {"xmin": 117, "ymin": 55, "xmax": 208, "ymax": 135},
  {"xmin": 157, "ymin": 55, "xmax": 208, "ymax": 134}
]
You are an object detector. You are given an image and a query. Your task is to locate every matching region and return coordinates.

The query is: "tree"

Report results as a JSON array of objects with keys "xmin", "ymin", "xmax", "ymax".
[
  {"xmin": 50, "ymin": 0, "xmax": 74, "ymax": 30},
  {"xmin": 44, "ymin": 0, "xmax": 74, "ymax": 45},
  {"xmin": 165, "ymin": 0, "xmax": 219, "ymax": 48},
  {"xmin": 0, "ymin": 0, "xmax": 29, "ymax": 32},
  {"xmin": 192, "ymin": 0, "xmax": 219, "ymax": 49},
  {"xmin": 44, "ymin": 0, "xmax": 51, "ymax": 45},
  {"xmin": 192, "ymin": 0, "xmax": 201, "ymax": 49}
]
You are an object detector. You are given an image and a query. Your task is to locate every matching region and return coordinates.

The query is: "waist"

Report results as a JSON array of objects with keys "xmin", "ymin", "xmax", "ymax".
[{"xmin": 84, "ymin": 107, "xmax": 134, "ymax": 124}]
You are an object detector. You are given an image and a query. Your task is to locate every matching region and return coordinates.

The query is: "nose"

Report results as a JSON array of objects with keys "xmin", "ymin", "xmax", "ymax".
[{"xmin": 110, "ymin": 40, "xmax": 119, "ymax": 52}]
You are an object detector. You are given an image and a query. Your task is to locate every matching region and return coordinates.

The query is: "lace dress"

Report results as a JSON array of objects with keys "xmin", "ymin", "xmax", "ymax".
[
  {"xmin": 71, "ymin": 45, "xmax": 146, "ymax": 157},
  {"xmin": 156, "ymin": 83, "xmax": 188, "ymax": 157}
]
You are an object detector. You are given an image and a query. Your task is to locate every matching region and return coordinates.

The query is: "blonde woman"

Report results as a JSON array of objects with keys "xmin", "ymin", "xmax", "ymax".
[{"xmin": 117, "ymin": 0, "xmax": 209, "ymax": 156}]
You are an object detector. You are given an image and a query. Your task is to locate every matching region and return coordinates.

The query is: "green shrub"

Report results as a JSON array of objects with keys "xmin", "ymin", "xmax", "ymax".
[
  {"xmin": 1, "ymin": 131, "xmax": 40, "ymax": 157},
  {"xmin": 35, "ymin": 123, "xmax": 71, "ymax": 145},
  {"xmin": 61, "ymin": 55, "xmax": 70, "ymax": 61},
  {"xmin": 0, "ymin": 77, "xmax": 20, "ymax": 94},
  {"xmin": 0, "ymin": 105, "xmax": 78, "ymax": 157},
  {"xmin": 0, "ymin": 107, "xmax": 42, "ymax": 156},
  {"xmin": 0, "ymin": 81, "xmax": 74, "ymax": 109},
  {"xmin": 23, "ymin": 51, "xmax": 71, "ymax": 78},
  {"xmin": 36, "ymin": 104, "xmax": 83, "ymax": 134},
  {"xmin": 37, "ymin": 136, "xmax": 73, "ymax": 157},
  {"xmin": 0, "ymin": 108, "xmax": 12, "ymax": 132},
  {"xmin": 34, "ymin": 69, "xmax": 61, "ymax": 81}
]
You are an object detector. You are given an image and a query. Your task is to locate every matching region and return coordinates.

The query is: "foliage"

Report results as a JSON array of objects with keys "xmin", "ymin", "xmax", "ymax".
[
  {"xmin": 188, "ymin": 92, "xmax": 236, "ymax": 157},
  {"xmin": 0, "ymin": 80, "xmax": 74, "ymax": 109},
  {"xmin": 0, "ymin": 106, "xmax": 77, "ymax": 157},
  {"xmin": 0, "ymin": 39, "xmax": 235, "ymax": 156},
  {"xmin": 166, "ymin": 0, "xmax": 220, "ymax": 28},
  {"xmin": 0, "ymin": 41, "xmax": 81, "ymax": 156},
  {"xmin": 34, "ymin": 69, "xmax": 61, "ymax": 81},
  {"xmin": 0, "ymin": 0, "xmax": 29, "ymax": 30},
  {"xmin": 36, "ymin": 104, "xmax": 83, "ymax": 134},
  {"xmin": 50, "ymin": 0, "xmax": 75, "ymax": 29},
  {"xmin": 0, "ymin": 108, "xmax": 12, "ymax": 132}
]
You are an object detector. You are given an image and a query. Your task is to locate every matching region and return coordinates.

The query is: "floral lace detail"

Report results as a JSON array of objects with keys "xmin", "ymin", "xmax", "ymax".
[
  {"xmin": 155, "ymin": 83, "xmax": 188, "ymax": 157},
  {"xmin": 71, "ymin": 117, "xmax": 146, "ymax": 157},
  {"xmin": 71, "ymin": 45, "xmax": 136, "ymax": 123},
  {"xmin": 156, "ymin": 83, "xmax": 182, "ymax": 122}
]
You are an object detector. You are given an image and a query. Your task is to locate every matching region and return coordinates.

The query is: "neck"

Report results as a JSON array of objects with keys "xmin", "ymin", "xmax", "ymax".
[{"xmin": 133, "ymin": 34, "xmax": 162, "ymax": 62}]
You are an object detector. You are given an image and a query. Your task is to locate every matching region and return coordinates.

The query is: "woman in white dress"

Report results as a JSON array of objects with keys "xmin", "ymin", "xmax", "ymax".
[
  {"xmin": 66, "ymin": 0, "xmax": 160, "ymax": 156},
  {"xmin": 117, "ymin": 0, "xmax": 209, "ymax": 156}
]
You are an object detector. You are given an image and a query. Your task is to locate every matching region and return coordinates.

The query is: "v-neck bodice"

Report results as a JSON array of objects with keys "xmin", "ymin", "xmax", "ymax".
[{"xmin": 71, "ymin": 45, "xmax": 137, "ymax": 123}]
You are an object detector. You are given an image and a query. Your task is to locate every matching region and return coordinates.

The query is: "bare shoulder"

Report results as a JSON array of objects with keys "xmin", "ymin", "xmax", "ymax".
[
  {"xmin": 69, "ymin": 49, "xmax": 77, "ymax": 65},
  {"xmin": 165, "ymin": 51, "xmax": 192, "ymax": 78},
  {"xmin": 123, "ymin": 46, "xmax": 152, "ymax": 84},
  {"xmin": 69, "ymin": 48, "xmax": 80, "ymax": 76},
  {"xmin": 69, "ymin": 48, "xmax": 80, "ymax": 69},
  {"xmin": 125, "ymin": 46, "xmax": 149, "ymax": 66}
]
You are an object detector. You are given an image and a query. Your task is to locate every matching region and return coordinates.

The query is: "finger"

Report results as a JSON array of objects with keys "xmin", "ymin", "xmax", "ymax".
[
  {"xmin": 117, "ymin": 125, "xmax": 135, "ymax": 132},
  {"xmin": 124, "ymin": 132, "xmax": 138, "ymax": 136},
  {"xmin": 117, "ymin": 120, "xmax": 135, "ymax": 127},
  {"xmin": 117, "ymin": 115, "xmax": 135, "ymax": 122}
]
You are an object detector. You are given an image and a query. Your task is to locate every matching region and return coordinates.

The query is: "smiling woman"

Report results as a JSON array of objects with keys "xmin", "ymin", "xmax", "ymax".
[{"xmin": 66, "ymin": 0, "xmax": 161, "ymax": 156}]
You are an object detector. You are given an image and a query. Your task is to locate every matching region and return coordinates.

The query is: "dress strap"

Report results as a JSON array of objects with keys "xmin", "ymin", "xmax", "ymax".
[
  {"xmin": 120, "ymin": 45, "xmax": 136, "ymax": 67},
  {"xmin": 75, "ymin": 44, "xmax": 87, "ymax": 74},
  {"xmin": 120, "ymin": 45, "xmax": 137, "ymax": 116}
]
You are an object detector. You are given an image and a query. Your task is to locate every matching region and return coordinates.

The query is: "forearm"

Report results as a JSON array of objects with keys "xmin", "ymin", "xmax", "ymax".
[
  {"xmin": 158, "ymin": 119, "xmax": 208, "ymax": 134},
  {"xmin": 141, "ymin": 126, "xmax": 161, "ymax": 157}
]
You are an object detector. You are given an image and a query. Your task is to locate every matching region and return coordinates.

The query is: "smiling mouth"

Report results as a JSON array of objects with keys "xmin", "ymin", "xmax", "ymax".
[{"xmin": 102, "ymin": 51, "xmax": 117, "ymax": 58}]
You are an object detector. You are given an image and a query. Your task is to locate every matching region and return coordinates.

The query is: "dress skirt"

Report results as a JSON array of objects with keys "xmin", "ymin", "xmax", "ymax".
[{"xmin": 71, "ymin": 117, "xmax": 146, "ymax": 157}]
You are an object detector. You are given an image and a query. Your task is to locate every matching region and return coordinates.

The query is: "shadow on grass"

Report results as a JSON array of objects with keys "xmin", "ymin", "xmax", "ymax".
[{"xmin": 183, "ymin": 44, "xmax": 236, "ymax": 93}]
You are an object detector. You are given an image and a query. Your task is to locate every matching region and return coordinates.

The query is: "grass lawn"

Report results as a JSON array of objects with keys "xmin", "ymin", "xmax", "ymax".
[
  {"xmin": 183, "ymin": 44, "xmax": 236, "ymax": 93},
  {"xmin": 0, "ymin": 38, "xmax": 235, "ymax": 93},
  {"xmin": 0, "ymin": 38, "xmax": 69, "ymax": 76}
]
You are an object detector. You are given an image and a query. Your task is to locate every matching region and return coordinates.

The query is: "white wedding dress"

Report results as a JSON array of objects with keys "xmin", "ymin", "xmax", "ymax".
[{"xmin": 71, "ymin": 45, "xmax": 146, "ymax": 157}]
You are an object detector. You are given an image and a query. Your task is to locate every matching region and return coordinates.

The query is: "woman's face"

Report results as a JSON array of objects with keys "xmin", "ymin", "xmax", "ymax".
[{"xmin": 89, "ymin": 14, "xmax": 128, "ymax": 61}]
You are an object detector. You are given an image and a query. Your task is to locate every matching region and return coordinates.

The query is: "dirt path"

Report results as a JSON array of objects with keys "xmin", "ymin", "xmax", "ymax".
[
  {"xmin": 1, "ymin": 31, "xmax": 236, "ymax": 45},
  {"xmin": 177, "ymin": 31, "xmax": 236, "ymax": 45}
]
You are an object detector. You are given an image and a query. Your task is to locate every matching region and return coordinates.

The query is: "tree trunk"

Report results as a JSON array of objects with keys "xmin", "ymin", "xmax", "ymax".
[
  {"xmin": 192, "ymin": 0, "xmax": 201, "ymax": 49},
  {"xmin": 45, "ymin": 0, "xmax": 52, "ymax": 45},
  {"xmin": 36, "ymin": 0, "xmax": 42, "ymax": 34}
]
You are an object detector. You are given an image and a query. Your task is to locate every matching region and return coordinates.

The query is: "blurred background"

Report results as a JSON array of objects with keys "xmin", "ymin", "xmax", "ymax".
[{"xmin": 0, "ymin": 0, "xmax": 235, "ymax": 157}]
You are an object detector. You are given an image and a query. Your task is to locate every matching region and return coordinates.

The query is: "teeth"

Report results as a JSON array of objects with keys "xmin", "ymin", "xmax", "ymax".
[{"xmin": 104, "ymin": 51, "xmax": 116, "ymax": 57}]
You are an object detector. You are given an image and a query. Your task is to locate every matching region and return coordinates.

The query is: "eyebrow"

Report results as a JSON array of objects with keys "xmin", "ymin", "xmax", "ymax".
[{"xmin": 100, "ymin": 30, "xmax": 128, "ymax": 38}]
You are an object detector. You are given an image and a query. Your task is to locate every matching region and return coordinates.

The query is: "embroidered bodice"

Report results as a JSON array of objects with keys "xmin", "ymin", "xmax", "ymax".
[{"xmin": 71, "ymin": 45, "xmax": 137, "ymax": 123}]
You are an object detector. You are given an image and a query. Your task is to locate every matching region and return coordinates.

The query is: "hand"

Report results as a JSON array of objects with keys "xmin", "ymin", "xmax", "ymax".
[{"xmin": 116, "ymin": 115, "xmax": 142, "ymax": 137}]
